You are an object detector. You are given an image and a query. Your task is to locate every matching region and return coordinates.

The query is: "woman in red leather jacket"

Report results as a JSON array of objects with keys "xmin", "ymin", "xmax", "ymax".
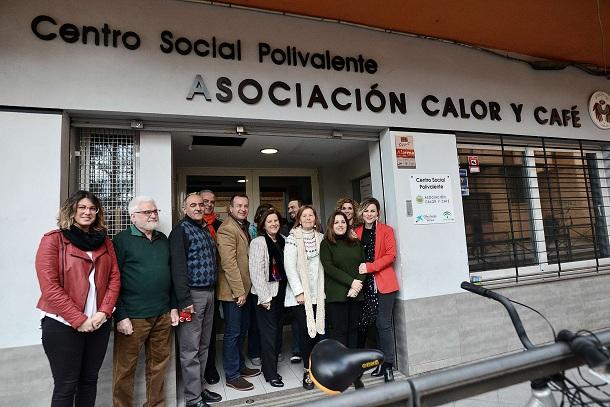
[
  {"xmin": 354, "ymin": 197, "xmax": 399, "ymax": 383},
  {"xmin": 35, "ymin": 190, "xmax": 120, "ymax": 407}
]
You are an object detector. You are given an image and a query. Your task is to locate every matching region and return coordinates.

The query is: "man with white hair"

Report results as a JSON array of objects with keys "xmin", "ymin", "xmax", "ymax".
[{"xmin": 112, "ymin": 196, "xmax": 180, "ymax": 407}]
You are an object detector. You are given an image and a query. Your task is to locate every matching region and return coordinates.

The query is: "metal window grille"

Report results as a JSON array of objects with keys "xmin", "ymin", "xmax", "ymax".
[
  {"xmin": 78, "ymin": 128, "xmax": 137, "ymax": 237},
  {"xmin": 457, "ymin": 134, "xmax": 610, "ymax": 286}
]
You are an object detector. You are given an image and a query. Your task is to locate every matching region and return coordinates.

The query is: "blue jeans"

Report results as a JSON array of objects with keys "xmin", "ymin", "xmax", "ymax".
[{"xmin": 221, "ymin": 300, "xmax": 250, "ymax": 380}]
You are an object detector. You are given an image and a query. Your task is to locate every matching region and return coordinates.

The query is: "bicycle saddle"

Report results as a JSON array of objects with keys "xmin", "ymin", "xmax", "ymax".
[{"xmin": 309, "ymin": 339, "xmax": 384, "ymax": 395}]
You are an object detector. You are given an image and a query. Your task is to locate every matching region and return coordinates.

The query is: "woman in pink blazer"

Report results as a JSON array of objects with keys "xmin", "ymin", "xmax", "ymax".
[{"xmin": 354, "ymin": 197, "xmax": 399, "ymax": 382}]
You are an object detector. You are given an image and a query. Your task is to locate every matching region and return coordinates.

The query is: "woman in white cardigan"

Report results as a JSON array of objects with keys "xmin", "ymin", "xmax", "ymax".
[
  {"xmin": 249, "ymin": 208, "xmax": 286, "ymax": 388},
  {"xmin": 283, "ymin": 205, "xmax": 325, "ymax": 390}
]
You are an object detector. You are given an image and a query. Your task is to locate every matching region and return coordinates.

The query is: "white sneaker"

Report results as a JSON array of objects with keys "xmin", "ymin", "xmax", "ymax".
[{"xmin": 251, "ymin": 357, "xmax": 261, "ymax": 366}]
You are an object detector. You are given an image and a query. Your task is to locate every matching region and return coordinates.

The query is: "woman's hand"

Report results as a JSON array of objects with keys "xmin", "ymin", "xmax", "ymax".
[
  {"xmin": 90, "ymin": 311, "xmax": 107, "ymax": 330},
  {"xmin": 347, "ymin": 288, "xmax": 358, "ymax": 298},
  {"xmin": 351, "ymin": 279, "xmax": 363, "ymax": 293},
  {"xmin": 261, "ymin": 302, "xmax": 271, "ymax": 310},
  {"xmin": 358, "ymin": 263, "xmax": 368, "ymax": 274},
  {"xmin": 296, "ymin": 293, "xmax": 305, "ymax": 304},
  {"xmin": 77, "ymin": 318, "xmax": 95, "ymax": 332}
]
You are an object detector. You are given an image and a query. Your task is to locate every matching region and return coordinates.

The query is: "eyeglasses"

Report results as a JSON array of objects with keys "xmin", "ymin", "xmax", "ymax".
[
  {"xmin": 77, "ymin": 205, "xmax": 99, "ymax": 214},
  {"xmin": 134, "ymin": 209, "xmax": 161, "ymax": 217}
]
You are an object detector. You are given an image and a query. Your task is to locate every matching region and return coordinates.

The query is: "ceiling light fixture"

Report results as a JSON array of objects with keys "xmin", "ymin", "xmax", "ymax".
[
  {"xmin": 237, "ymin": 179, "xmax": 246, "ymax": 183},
  {"xmin": 260, "ymin": 148, "xmax": 279, "ymax": 154}
]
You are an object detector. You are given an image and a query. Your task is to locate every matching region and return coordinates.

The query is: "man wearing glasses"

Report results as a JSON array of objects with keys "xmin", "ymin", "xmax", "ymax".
[
  {"xmin": 112, "ymin": 196, "xmax": 180, "ymax": 407},
  {"xmin": 170, "ymin": 193, "xmax": 222, "ymax": 407}
]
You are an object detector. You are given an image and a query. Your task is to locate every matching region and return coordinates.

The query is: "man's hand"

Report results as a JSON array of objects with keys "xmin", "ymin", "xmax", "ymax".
[
  {"xmin": 351, "ymin": 279, "xmax": 363, "ymax": 293},
  {"xmin": 358, "ymin": 263, "xmax": 368, "ymax": 274},
  {"xmin": 236, "ymin": 294, "xmax": 247, "ymax": 307},
  {"xmin": 261, "ymin": 302, "xmax": 271, "ymax": 310},
  {"xmin": 347, "ymin": 288, "xmax": 358, "ymax": 298},
  {"xmin": 91, "ymin": 311, "xmax": 107, "ymax": 330},
  {"xmin": 296, "ymin": 293, "xmax": 305, "ymax": 305},
  {"xmin": 184, "ymin": 305, "xmax": 195, "ymax": 313},
  {"xmin": 116, "ymin": 318, "xmax": 134, "ymax": 335},
  {"xmin": 77, "ymin": 318, "xmax": 95, "ymax": 332},
  {"xmin": 170, "ymin": 309, "xmax": 179, "ymax": 326}
]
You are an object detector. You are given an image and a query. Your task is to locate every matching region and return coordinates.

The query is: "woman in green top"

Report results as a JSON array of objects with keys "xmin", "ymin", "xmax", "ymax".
[{"xmin": 320, "ymin": 211, "xmax": 365, "ymax": 348}]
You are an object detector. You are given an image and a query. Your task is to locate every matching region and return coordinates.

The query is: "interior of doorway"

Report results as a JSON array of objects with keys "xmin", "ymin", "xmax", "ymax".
[
  {"xmin": 172, "ymin": 129, "xmax": 374, "ymax": 225},
  {"xmin": 172, "ymin": 127, "xmax": 376, "ymax": 402}
]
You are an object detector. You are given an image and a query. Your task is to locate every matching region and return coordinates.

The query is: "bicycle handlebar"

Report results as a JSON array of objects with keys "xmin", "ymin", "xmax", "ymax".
[
  {"xmin": 557, "ymin": 330, "xmax": 610, "ymax": 371},
  {"xmin": 461, "ymin": 281, "xmax": 535, "ymax": 350}
]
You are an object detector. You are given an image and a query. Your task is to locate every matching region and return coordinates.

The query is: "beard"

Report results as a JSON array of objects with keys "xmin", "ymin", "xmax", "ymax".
[{"xmin": 136, "ymin": 219, "xmax": 159, "ymax": 231}]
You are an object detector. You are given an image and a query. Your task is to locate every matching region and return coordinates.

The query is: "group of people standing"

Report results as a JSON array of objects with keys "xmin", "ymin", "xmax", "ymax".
[{"xmin": 35, "ymin": 189, "xmax": 399, "ymax": 407}]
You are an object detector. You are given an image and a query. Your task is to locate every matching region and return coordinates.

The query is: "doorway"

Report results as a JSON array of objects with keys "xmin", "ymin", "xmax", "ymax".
[{"xmin": 171, "ymin": 126, "xmax": 377, "ymax": 402}]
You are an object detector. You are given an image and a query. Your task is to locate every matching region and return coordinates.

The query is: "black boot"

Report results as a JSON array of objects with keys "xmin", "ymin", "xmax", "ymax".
[
  {"xmin": 303, "ymin": 369, "xmax": 314, "ymax": 390},
  {"xmin": 370, "ymin": 364, "xmax": 384, "ymax": 377},
  {"xmin": 384, "ymin": 364, "xmax": 394, "ymax": 383}
]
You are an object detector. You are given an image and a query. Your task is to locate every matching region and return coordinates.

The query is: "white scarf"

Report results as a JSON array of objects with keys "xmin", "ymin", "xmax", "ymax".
[{"xmin": 292, "ymin": 227, "xmax": 325, "ymax": 337}]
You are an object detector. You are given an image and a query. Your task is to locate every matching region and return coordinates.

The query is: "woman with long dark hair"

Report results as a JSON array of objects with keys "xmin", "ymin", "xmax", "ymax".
[
  {"xmin": 248, "ymin": 208, "xmax": 286, "ymax": 387},
  {"xmin": 354, "ymin": 197, "xmax": 399, "ymax": 382},
  {"xmin": 35, "ymin": 190, "xmax": 121, "ymax": 406},
  {"xmin": 320, "ymin": 211, "xmax": 365, "ymax": 348}
]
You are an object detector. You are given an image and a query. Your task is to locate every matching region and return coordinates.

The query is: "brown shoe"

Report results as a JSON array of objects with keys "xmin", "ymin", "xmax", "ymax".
[
  {"xmin": 240, "ymin": 367, "xmax": 261, "ymax": 378},
  {"xmin": 226, "ymin": 376, "xmax": 254, "ymax": 391}
]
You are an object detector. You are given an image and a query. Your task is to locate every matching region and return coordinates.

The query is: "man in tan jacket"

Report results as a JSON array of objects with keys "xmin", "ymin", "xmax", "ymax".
[{"xmin": 216, "ymin": 193, "xmax": 261, "ymax": 391}]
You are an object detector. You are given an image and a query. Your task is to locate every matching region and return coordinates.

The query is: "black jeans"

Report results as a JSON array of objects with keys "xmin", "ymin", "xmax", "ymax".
[
  {"xmin": 327, "ymin": 300, "xmax": 363, "ymax": 348},
  {"xmin": 376, "ymin": 291, "xmax": 397, "ymax": 365},
  {"xmin": 292, "ymin": 304, "xmax": 320, "ymax": 369},
  {"xmin": 41, "ymin": 317, "xmax": 111, "ymax": 407},
  {"xmin": 253, "ymin": 280, "xmax": 286, "ymax": 381}
]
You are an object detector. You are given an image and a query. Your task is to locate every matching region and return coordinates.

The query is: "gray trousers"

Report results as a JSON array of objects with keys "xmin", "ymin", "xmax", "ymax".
[{"xmin": 177, "ymin": 288, "xmax": 215, "ymax": 404}]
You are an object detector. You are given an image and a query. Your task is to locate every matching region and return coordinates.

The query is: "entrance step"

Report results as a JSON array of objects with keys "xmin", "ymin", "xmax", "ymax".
[{"xmin": 215, "ymin": 371, "xmax": 406, "ymax": 406}]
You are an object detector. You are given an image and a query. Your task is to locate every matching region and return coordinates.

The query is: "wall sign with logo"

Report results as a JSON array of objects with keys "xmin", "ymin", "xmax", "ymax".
[
  {"xmin": 395, "ymin": 134, "xmax": 416, "ymax": 169},
  {"xmin": 410, "ymin": 175, "xmax": 455, "ymax": 224},
  {"xmin": 468, "ymin": 155, "xmax": 480, "ymax": 173},
  {"xmin": 589, "ymin": 91, "xmax": 610, "ymax": 130},
  {"xmin": 23, "ymin": 14, "xmax": 606, "ymax": 131}
]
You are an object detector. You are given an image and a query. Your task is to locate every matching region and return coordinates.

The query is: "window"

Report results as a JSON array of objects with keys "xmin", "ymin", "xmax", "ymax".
[
  {"xmin": 77, "ymin": 128, "xmax": 137, "ymax": 237},
  {"xmin": 458, "ymin": 135, "xmax": 610, "ymax": 284}
]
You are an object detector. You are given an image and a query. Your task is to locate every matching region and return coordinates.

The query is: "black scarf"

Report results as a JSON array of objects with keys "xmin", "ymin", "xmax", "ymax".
[
  {"xmin": 62, "ymin": 225, "xmax": 106, "ymax": 251},
  {"xmin": 362, "ymin": 223, "xmax": 376, "ymax": 262},
  {"xmin": 359, "ymin": 222, "xmax": 378, "ymax": 331},
  {"xmin": 264, "ymin": 233, "xmax": 286, "ymax": 282}
]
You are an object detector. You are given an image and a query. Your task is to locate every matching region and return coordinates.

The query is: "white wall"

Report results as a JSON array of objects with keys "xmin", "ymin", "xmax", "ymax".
[
  {"xmin": 139, "ymin": 131, "xmax": 173, "ymax": 235},
  {"xmin": 380, "ymin": 130, "xmax": 469, "ymax": 300},
  {"xmin": 0, "ymin": 111, "xmax": 65, "ymax": 348},
  {"xmin": 1, "ymin": 0, "xmax": 608, "ymax": 140}
]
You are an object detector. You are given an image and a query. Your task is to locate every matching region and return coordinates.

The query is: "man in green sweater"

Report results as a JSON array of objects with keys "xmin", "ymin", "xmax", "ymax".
[{"xmin": 112, "ymin": 196, "xmax": 179, "ymax": 407}]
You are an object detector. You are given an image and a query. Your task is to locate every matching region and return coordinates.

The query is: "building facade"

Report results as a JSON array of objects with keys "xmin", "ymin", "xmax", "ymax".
[{"xmin": 1, "ymin": 0, "xmax": 610, "ymax": 405}]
